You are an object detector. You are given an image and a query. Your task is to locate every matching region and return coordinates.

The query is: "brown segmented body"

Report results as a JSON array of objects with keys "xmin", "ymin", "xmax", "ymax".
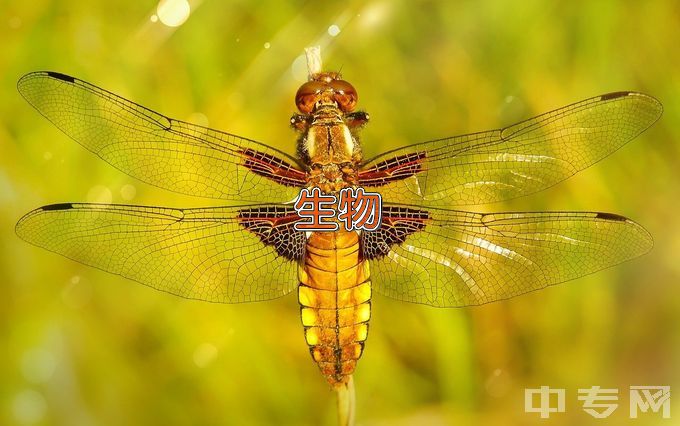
[{"xmin": 298, "ymin": 230, "xmax": 371, "ymax": 386}]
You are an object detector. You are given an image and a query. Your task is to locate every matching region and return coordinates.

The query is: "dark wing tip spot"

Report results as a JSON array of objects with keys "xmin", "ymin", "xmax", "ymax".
[
  {"xmin": 596, "ymin": 212, "xmax": 628, "ymax": 222},
  {"xmin": 42, "ymin": 203, "xmax": 74, "ymax": 211},
  {"xmin": 46, "ymin": 71, "xmax": 75, "ymax": 83},
  {"xmin": 600, "ymin": 91, "xmax": 632, "ymax": 101}
]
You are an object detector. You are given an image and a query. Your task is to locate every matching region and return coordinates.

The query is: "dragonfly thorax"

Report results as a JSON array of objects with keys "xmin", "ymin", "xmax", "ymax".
[
  {"xmin": 302, "ymin": 116, "xmax": 359, "ymax": 193},
  {"xmin": 292, "ymin": 73, "xmax": 369, "ymax": 193},
  {"xmin": 308, "ymin": 162, "xmax": 357, "ymax": 193}
]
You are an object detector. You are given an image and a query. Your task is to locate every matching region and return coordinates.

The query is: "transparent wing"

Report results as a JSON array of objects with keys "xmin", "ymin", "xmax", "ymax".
[
  {"xmin": 16, "ymin": 203, "xmax": 305, "ymax": 303},
  {"xmin": 359, "ymin": 92, "xmax": 662, "ymax": 206},
  {"xmin": 17, "ymin": 71, "xmax": 306, "ymax": 203},
  {"xmin": 365, "ymin": 207, "xmax": 653, "ymax": 307}
]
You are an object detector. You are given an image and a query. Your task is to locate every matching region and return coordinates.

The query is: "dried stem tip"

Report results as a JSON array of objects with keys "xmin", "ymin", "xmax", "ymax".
[{"xmin": 305, "ymin": 46, "xmax": 323, "ymax": 79}]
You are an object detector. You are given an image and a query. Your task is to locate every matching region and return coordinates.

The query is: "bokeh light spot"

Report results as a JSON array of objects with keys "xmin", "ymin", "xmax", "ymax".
[
  {"xmin": 120, "ymin": 184, "xmax": 137, "ymax": 201},
  {"xmin": 156, "ymin": 0, "xmax": 191, "ymax": 27},
  {"xmin": 21, "ymin": 349, "xmax": 57, "ymax": 384},
  {"xmin": 187, "ymin": 112, "xmax": 209, "ymax": 127},
  {"xmin": 485, "ymin": 368, "xmax": 511, "ymax": 398},
  {"xmin": 358, "ymin": 2, "xmax": 390, "ymax": 29},
  {"xmin": 12, "ymin": 390, "xmax": 47, "ymax": 424},
  {"xmin": 86, "ymin": 185, "xmax": 112, "ymax": 204},
  {"xmin": 328, "ymin": 25, "xmax": 341, "ymax": 37},
  {"xmin": 264, "ymin": 42, "xmax": 271, "ymax": 49},
  {"xmin": 62, "ymin": 275, "xmax": 92, "ymax": 309},
  {"xmin": 193, "ymin": 343, "xmax": 218, "ymax": 368}
]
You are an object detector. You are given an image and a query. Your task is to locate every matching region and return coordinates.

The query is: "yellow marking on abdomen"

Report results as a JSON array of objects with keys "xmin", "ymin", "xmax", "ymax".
[{"xmin": 298, "ymin": 229, "xmax": 371, "ymax": 387}]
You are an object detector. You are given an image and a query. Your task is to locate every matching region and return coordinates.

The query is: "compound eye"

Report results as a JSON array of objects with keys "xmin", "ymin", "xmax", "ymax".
[
  {"xmin": 330, "ymin": 79, "xmax": 357, "ymax": 112},
  {"xmin": 295, "ymin": 81, "xmax": 326, "ymax": 113}
]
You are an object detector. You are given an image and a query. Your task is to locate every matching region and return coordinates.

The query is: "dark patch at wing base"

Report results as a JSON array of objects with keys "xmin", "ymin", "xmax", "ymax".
[
  {"xmin": 361, "ymin": 206, "xmax": 429, "ymax": 259},
  {"xmin": 358, "ymin": 152, "xmax": 426, "ymax": 186},
  {"xmin": 239, "ymin": 148, "xmax": 307, "ymax": 187},
  {"xmin": 238, "ymin": 206, "xmax": 305, "ymax": 261}
]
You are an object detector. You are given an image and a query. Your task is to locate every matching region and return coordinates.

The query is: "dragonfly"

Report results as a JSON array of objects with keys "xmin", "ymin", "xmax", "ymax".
[{"xmin": 16, "ymin": 70, "xmax": 662, "ymax": 387}]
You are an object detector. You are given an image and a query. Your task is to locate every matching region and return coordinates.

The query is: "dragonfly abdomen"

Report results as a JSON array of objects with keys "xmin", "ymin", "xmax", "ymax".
[{"xmin": 298, "ymin": 230, "xmax": 371, "ymax": 387}]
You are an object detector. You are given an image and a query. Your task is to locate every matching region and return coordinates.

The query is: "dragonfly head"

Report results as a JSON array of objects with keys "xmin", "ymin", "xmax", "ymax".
[{"xmin": 295, "ymin": 72, "xmax": 358, "ymax": 114}]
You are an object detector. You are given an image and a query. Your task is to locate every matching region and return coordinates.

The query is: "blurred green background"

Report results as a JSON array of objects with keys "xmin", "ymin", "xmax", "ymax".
[{"xmin": 1, "ymin": 1, "xmax": 679, "ymax": 425}]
